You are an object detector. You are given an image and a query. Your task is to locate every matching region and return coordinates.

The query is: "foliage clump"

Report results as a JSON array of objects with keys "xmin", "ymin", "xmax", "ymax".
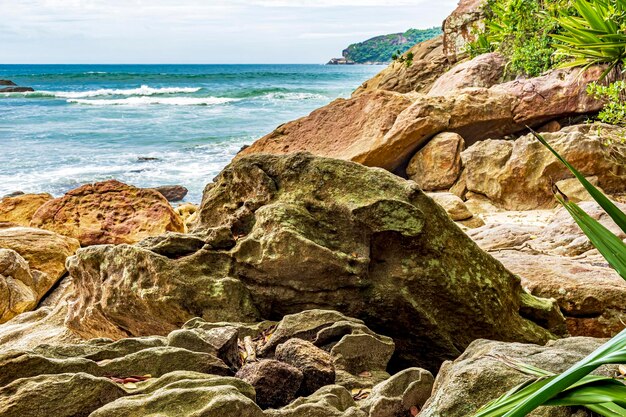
[
  {"xmin": 467, "ymin": 0, "xmax": 575, "ymax": 77},
  {"xmin": 588, "ymin": 81, "xmax": 626, "ymax": 127}
]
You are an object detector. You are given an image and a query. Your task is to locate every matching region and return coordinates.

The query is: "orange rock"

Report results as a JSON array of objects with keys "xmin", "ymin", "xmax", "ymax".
[
  {"xmin": 0, "ymin": 193, "xmax": 53, "ymax": 227},
  {"xmin": 30, "ymin": 180, "xmax": 184, "ymax": 246}
]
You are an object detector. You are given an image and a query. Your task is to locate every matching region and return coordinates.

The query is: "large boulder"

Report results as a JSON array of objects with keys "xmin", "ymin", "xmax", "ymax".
[
  {"xmin": 30, "ymin": 180, "xmax": 185, "ymax": 246},
  {"xmin": 353, "ymin": 36, "xmax": 449, "ymax": 96},
  {"xmin": 0, "ymin": 193, "xmax": 53, "ymax": 227},
  {"xmin": 428, "ymin": 52, "xmax": 506, "ymax": 95},
  {"xmin": 406, "ymin": 132, "xmax": 464, "ymax": 190},
  {"xmin": 65, "ymin": 154, "xmax": 561, "ymax": 371},
  {"xmin": 241, "ymin": 68, "xmax": 603, "ymax": 173},
  {"xmin": 0, "ymin": 227, "xmax": 80, "ymax": 300},
  {"xmin": 462, "ymin": 124, "xmax": 626, "ymax": 210},
  {"xmin": 420, "ymin": 337, "xmax": 606, "ymax": 417},
  {"xmin": 235, "ymin": 359, "xmax": 304, "ymax": 409},
  {"xmin": 442, "ymin": 0, "xmax": 487, "ymax": 64},
  {"xmin": 237, "ymin": 90, "xmax": 415, "ymax": 166}
]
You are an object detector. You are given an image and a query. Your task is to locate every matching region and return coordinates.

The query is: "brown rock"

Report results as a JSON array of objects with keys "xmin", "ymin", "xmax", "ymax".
[
  {"xmin": 0, "ymin": 227, "xmax": 80, "ymax": 294},
  {"xmin": 30, "ymin": 180, "xmax": 185, "ymax": 246},
  {"xmin": 0, "ymin": 87, "xmax": 34, "ymax": 92},
  {"xmin": 275, "ymin": 338, "xmax": 335, "ymax": 396},
  {"xmin": 493, "ymin": 250, "xmax": 626, "ymax": 338},
  {"xmin": 406, "ymin": 132, "xmax": 464, "ymax": 190},
  {"xmin": 426, "ymin": 192, "xmax": 473, "ymax": 221},
  {"xmin": 0, "ymin": 193, "xmax": 54, "ymax": 227},
  {"xmin": 420, "ymin": 337, "xmax": 606, "ymax": 417},
  {"xmin": 242, "ymin": 67, "xmax": 603, "ymax": 174},
  {"xmin": 153, "ymin": 185, "xmax": 188, "ymax": 202},
  {"xmin": 238, "ymin": 91, "xmax": 415, "ymax": 164},
  {"xmin": 442, "ymin": 0, "xmax": 487, "ymax": 64},
  {"xmin": 555, "ymin": 176, "xmax": 604, "ymax": 203},
  {"xmin": 235, "ymin": 359, "xmax": 303, "ymax": 409},
  {"xmin": 353, "ymin": 36, "xmax": 449, "ymax": 95},
  {"xmin": 0, "ymin": 249, "xmax": 38, "ymax": 323},
  {"xmin": 428, "ymin": 52, "xmax": 506, "ymax": 96},
  {"xmin": 0, "ymin": 80, "xmax": 16, "ymax": 86},
  {"xmin": 462, "ymin": 124, "xmax": 626, "ymax": 210}
]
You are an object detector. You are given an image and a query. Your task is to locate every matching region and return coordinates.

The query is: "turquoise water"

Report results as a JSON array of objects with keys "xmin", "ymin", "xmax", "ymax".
[{"xmin": 0, "ymin": 64, "xmax": 381, "ymax": 202}]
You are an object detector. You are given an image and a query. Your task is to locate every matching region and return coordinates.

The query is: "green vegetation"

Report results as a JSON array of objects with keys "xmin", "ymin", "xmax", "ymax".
[
  {"xmin": 467, "ymin": 0, "xmax": 575, "ymax": 77},
  {"xmin": 588, "ymin": 81, "xmax": 626, "ymax": 126},
  {"xmin": 473, "ymin": 131, "xmax": 626, "ymax": 417},
  {"xmin": 392, "ymin": 50, "xmax": 415, "ymax": 67},
  {"xmin": 342, "ymin": 27, "xmax": 441, "ymax": 64},
  {"xmin": 552, "ymin": 0, "xmax": 626, "ymax": 75}
]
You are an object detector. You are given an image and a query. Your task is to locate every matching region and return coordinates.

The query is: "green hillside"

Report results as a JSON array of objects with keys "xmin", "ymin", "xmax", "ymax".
[{"xmin": 342, "ymin": 27, "xmax": 441, "ymax": 64}]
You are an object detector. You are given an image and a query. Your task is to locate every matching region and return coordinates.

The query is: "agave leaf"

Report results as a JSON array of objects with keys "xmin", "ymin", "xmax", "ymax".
[{"xmin": 530, "ymin": 130, "xmax": 626, "ymax": 235}]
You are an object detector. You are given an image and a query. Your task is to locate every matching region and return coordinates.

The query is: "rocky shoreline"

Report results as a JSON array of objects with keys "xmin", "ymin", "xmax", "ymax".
[{"xmin": 1, "ymin": 0, "xmax": 626, "ymax": 416}]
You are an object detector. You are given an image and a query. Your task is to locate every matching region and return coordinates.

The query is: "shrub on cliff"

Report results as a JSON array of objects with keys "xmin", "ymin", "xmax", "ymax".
[{"xmin": 467, "ymin": 0, "xmax": 575, "ymax": 77}]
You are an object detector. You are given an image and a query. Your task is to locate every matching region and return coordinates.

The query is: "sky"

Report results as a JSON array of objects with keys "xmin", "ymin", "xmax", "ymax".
[{"xmin": 0, "ymin": 0, "xmax": 459, "ymax": 64}]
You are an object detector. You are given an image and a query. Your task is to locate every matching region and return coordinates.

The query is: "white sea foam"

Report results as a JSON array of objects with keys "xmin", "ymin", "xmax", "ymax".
[
  {"xmin": 262, "ymin": 92, "xmax": 327, "ymax": 101},
  {"xmin": 47, "ymin": 85, "xmax": 202, "ymax": 98},
  {"xmin": 67, "ymin": 96, "xmax": 239, "ymax": 106}
]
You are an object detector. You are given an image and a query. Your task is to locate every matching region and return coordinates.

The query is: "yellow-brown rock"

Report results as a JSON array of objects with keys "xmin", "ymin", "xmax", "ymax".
[
  {"xmin": 0, "ymin": 193, "xmax": 53, "ymax": 227},
  {"xmin": 30, "ymin": 180, "xmax": 185, "ymax": 246},
  {"xmin": 0, "ymin": 249, "xmax": 38, "ymax": 323}
]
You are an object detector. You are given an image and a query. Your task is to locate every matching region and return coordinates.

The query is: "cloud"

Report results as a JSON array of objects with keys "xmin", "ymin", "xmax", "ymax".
[{"xmin": 0, "ymin": 0, "xmax": 458, "ymax": 63}]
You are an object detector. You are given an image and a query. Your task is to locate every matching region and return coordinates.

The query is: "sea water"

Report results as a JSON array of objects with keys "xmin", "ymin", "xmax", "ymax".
[{"xmin": 0, "ymin": 64, "xmax": 381, "ymax": 202}]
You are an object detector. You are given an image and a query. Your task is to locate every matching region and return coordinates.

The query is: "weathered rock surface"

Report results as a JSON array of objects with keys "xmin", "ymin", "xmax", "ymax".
[
  {"xmin": 0, "ymin": 227, "xmax": 80, "ymax": 307},
  {"xmin": 30, "ymin": 180, "xmax": 184, "ymax": 246},
  {"xmin": 238, "ymin": 91, "xmax": 415, "ymax": 167},
  {"xmin": 0, "ymin": 372, "xmax": 127, "ymax": 417},
  {"xmin": 275, "ymin": 338, "xmax": 335, "ymax": 396},
  {"xmin": 353, "ymin": 36, "xmax": 448, "ymax": 96},
  {"xmin": 65, "ymin": 244, "xmax": 260, "ymax": 339},
  {"xmin": 420, "ymin": 337, "xmax": 607, "ymax": 417},
  {"xmin": 236, "ymin": 359, "xmax": 304, "ymax": 409},
  {"xmin": 462, "ymin": 124, "xmax": 626, "ymax": 210},
  {"xmin": 442, "ymin": 0, "xmax": 486, "ymax": 63},
  {"xmin": 267, "ymin": 385, "xmax": 365, "ymax": 417},
  {"xmin": 242, "ymin": 68, "xmax": 603, "ymax": 173},
  {"xmin": 428, "ymin": 52, "xmax": 506, "ymax": 95},
  {"xmin": 90, "ymin": 376, "xmax": 262, "ymax": 417},
  {"xmin": 406, "ymin": 132, "xmax": 464, "ymax": 190},
  {"xmin": 0, "ymin": 193, "xmax": 53, "ymax": 226},
  {"xmin": 359, "ymin": 368, "xmax": 434, "ymax": 417},
  {"xmin": 0, "ymin": 79, "xmax": 16, "ymax": 86},
  {"xmin": 427, "ymin": 192, "xmax": 473, "ymax": 221},
  {"xmin": 65, "ymin": 154, "xmax": 560, "ymax": 371},
  {"xmin": 468, "ymin": 201, "xmax": 626, "ymax": 337},
  {"xmin": 0, "ymin": 249, "xmax": 41, "ymax": 323},
  {"xmin": 153, "ymin": 184, "xmax": 188, "ymax": 202}
]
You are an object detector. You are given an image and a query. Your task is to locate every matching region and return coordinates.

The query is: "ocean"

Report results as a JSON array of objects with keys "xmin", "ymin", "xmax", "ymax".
[{"xmin": 0, "ymin": 64, "xmax": 382, "ymax": 202}]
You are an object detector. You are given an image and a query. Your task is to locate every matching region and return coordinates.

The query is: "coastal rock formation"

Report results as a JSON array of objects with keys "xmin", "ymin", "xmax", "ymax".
[
  {"xmin": 0, "ymin": 80, "xmax": 16, "ymax": 86},
  {"xmin": 442, "ymin": 0, "xmax": 486, "ymax": 64},
  {"xmin": 428, "ymin": 52, "xmax": 506, "ymax": 95},
  {"xmin": 242, "ymin": 67, "xmax": 603, "ymax": 173},
  {"xmin": 353, "ymin": 36, "xmax": 448, "ymax": 95},
  {"xmin": 66, "ymin": 154, "xmax": 561, "ymax": 371},
  {"xmin": 0, "ymin": 249, "xmax": 39, "ymax": 323},
  {"xmin": 406, "ymin": 132, "xmax": 464, "ymax": 190},
  {"xmin": 153, "ymin": 185, "xmax": 188, "ymax": 202},
  {"xmin": 0, "ymin": 86, "xmax": 35, "ymax": 93},
  {"xmin": 420, "ymin": 337, "xmax": 606, "ymax": 417},
  {"xmin": 469, "ymin": 201, "xmax": 626, "ymax": 337},
  {"xmin": 30, "ymin": 180, "xmax": 185, "ymax": 246},
  {"xmin": 0, "ymin": 227, "xmax": 79, "ymax": 298},
  {"xmin": 0, "ymin": 193, "xmax": 53, "ymax": 226},
  {"xmin": 461, "ymin": 124, "xmax": 626, "ymax": 210}
]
